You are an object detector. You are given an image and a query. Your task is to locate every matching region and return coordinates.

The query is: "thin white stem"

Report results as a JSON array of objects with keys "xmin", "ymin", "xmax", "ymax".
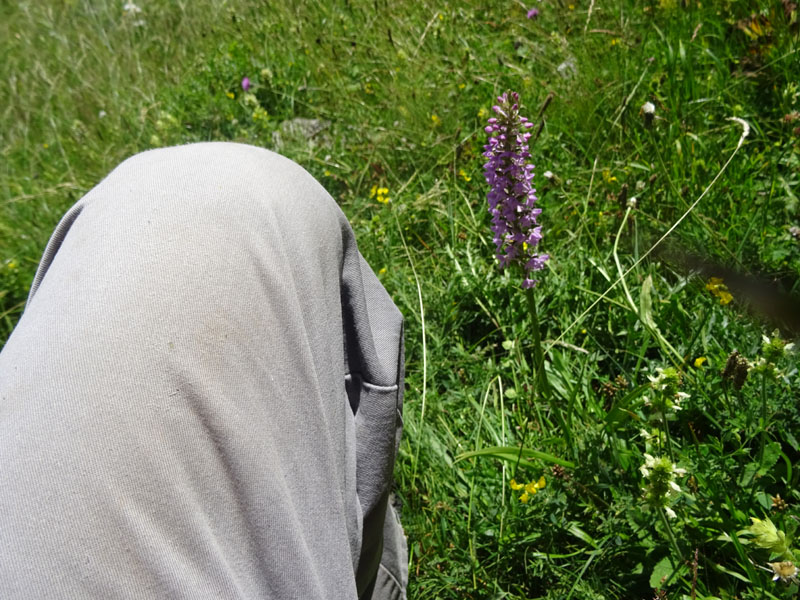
[{"xmin": 546, "ymin": 118, "xmax": 750, "ymax": 354}]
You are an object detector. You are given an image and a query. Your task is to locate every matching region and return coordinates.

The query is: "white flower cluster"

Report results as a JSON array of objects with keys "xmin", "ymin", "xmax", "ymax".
[
  {"xmin": 122, "ymin": 2, "xmax": 146, "ymax": 27},
  {"xmin": 751, "ymin": 332, "xmax": 796, "ymax": 379},
  {"xmin": 640, "ymin": 454, "xmax": 686, "ymax": 519},
  {"xmin": 644, "ymin": 367, "xmax": 689, "ymax": 414}
]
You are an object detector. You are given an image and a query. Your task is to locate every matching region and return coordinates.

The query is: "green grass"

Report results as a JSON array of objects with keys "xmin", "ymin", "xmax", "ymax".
[{"xmin": 2, "ymin": 0, "xmax": 800, "ymax": 598}]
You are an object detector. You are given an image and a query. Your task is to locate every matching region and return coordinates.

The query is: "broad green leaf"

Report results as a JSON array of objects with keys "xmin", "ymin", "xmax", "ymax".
[
  {"xmin": 758, "ymin": 441, "xmax": 782, "ymax": 477},
  {"xmin": 650, "ymin": 555, "xmax": 684, "ymax": 589},
  {"xmin": 738, "ymin": 462, "xmax": 758, "ymax": 487},
  {"xmin": 568, "ymin": 524, "xmax": 599, "ymax": 549},
  {"xmin": 454, "ymin": 445, "xmax": 575, "ymax": 468}
]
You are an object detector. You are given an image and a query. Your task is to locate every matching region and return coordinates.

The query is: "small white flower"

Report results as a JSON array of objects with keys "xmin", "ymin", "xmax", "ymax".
[
  {"xmin": 640, "ymin": 453, "xmax": 657, "ymax": 477},
  {"xmin": 543, "ymin": 170, "xmax": 554, "ymax": 180},
  {"xmin": 669, "ymin": 480, "xmax": 682, "ymax": 493},
  {"xmin": 647, "ymin": 367, "xmax": 669, "ymax": 389},
  {"xmin": 664, "ymin": 506, "xmax": 677, "ymax": 519},
  {"xmin": 641, "ymin": 101, "xmax": 655, "ymax": 115},
  {"xmin": 123, "ymin": 2, "xmax": 142, "ymax": 14},
  {"xmin": 98, "ymin": 110, "xmax": 107, "ymax": 119}
]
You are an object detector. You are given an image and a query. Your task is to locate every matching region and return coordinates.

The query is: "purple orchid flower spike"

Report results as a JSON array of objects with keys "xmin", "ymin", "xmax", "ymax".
[{"xmin": 483, "ymin": 91, "xmax": 548, "ymax": 288}]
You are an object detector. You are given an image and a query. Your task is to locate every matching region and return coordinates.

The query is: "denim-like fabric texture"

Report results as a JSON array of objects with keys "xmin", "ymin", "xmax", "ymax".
[{"xmin": 0, "ymin": 143, "xmax": 407, "ymax": 599}]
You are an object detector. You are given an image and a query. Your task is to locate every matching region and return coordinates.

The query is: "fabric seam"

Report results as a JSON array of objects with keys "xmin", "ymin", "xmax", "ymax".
[{"xmin": 377, "ymin": 562, "xmax": 403, "ymax": 592}]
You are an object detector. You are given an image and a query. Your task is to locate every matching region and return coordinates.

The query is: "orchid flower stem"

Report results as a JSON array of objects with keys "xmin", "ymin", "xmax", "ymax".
[{"xmin": 524, "ymin": 287, "xmax": 571, "ymax": 446}]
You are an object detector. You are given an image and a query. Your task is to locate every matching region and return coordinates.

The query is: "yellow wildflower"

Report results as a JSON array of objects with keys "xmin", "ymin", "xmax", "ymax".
[
  {"xmin": 225, "ymin": 91, "xmax": 235, "ymax": 99},
  {"xmin": 525, "ymin": 476, "xmax": 546, "ymax": 495},
  {"xmin": 370, "ymin": 185, "xmax": 390, "ymax": 204},
  {"xmin": 694, "ymin": 357, "xmax": 707, "ymax": 368},
  {"xmin": 431, "ymin": 114, "xmax": 441, "ymax": 126},
  {"xmin": 511, "ymin": 476, "xmax": 545, "ymax": 503},
  {"xmin": 705, "ymin": 277, "xmax": 733, "ymax": 305},
  {"xmin": 458, "ymin": 168, "xmax": 471, "ymax": 182},
  {"xmin": 602, "ymin": 169, "xmax": 617, "ymax": 184},
  {"xmin": 478, "ymin": 107, "xmax": 489, "ymax": 119}
]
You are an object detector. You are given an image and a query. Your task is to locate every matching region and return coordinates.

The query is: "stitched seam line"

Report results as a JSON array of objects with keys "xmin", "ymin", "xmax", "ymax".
[{"xmin": 377, "ymin": 562, "xmax": 403, "ymax": 592}]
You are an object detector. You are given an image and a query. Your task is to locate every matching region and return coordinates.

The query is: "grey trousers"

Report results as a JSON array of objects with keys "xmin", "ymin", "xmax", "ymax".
[{"xmin": 0, "ymin": 143, "xmax": 407, "ymax": 599}]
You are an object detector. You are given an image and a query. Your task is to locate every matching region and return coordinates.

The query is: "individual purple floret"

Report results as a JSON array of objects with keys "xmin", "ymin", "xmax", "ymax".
[{"xmin": 483, "ymin": 91, "xmax": 548, "ymax": 288}]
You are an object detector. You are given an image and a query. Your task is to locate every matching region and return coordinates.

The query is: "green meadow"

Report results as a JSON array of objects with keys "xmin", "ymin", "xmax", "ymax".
[{"xmin": 2, "ymin": 0, "xmax": 799, "ymax": 597}]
